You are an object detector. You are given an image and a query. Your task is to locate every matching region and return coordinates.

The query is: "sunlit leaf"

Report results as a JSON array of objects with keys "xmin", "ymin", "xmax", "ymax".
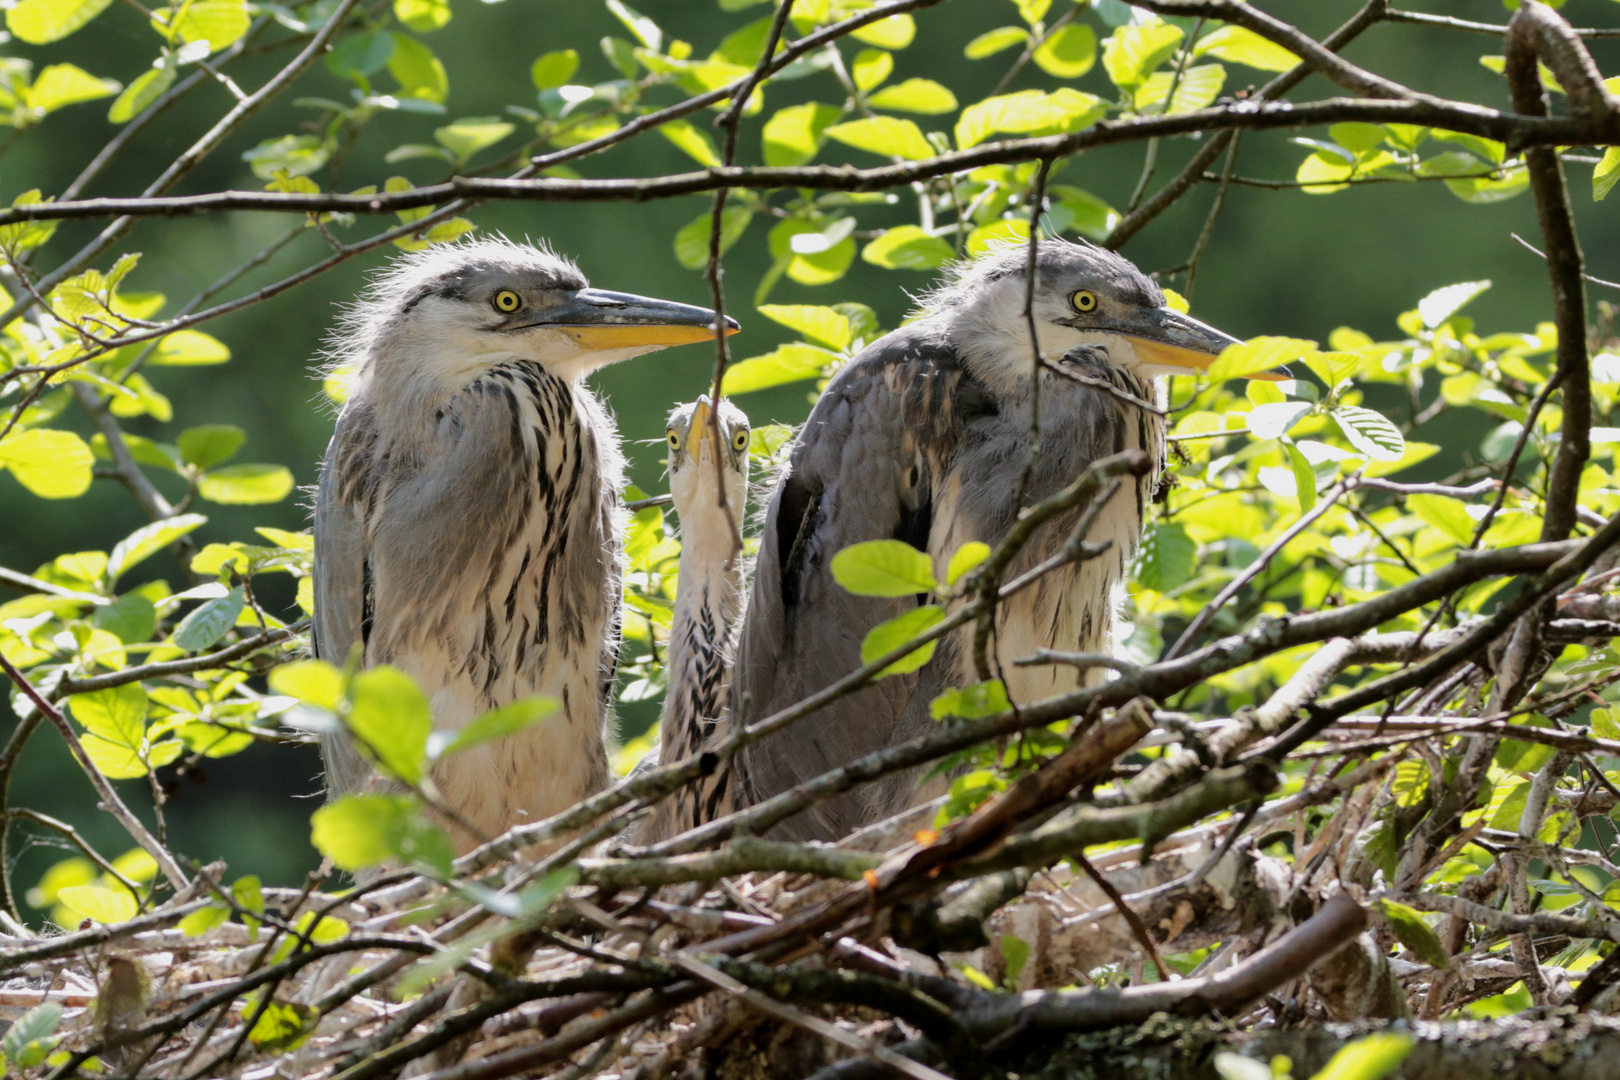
[
  {"xmin": 956, "ymin": 88, "xmax": 1103, "ymax": 148},
  {"xmin": 346, "ymin": 666, "xmax": 432, "ymax": 785},
  {"xmin": 825, "ymin": 116, "xmax": 934, "ymax": 160},
  {"xmin": 198, "ymin": 464, "xmax": 295, "ymax": 504},
  {"xmin": 1311, "ymin": 1032, "xmax": 1417, "ymax": 1080},
  {"xmin": 756, "ymin": 305, "xmax": 852, "ymax": 351},
  {"xmin": 831, "ymin": 539, "xmax": 937, "ymax": 597},
  {"xmin": 1033, "ymin": 23, "xmax": 1097, "ymax": 78},
  {"xmin": 945, "ymin": 541, "xmax": 990, "ymax": 586},
  {"xmin": 1332, "ymin": 406, "xmax": 1405, "ymax": 462},
  {"xmin": 722, "ymin": 343, "xmax": 839, "ymax": 394},
  {"xmin": 965, "ymin": 26, "xmax": 1028, "ymax": 60},
  {"xmin": 1101, "ymin": 20, "xmax": 1183, "ymax": 90},
  {"xmin": 862, "ymin": 225, "xmax": 954, "ymax": 270},
  {"xmin": 861, "ymin": 604, "xmax": 945, "ymax": 677},
  {"xmin": 761, "ymin": 101, "xmax": 842, "ymax": 167},
  {"xmin": 0, "ymin": 429, "xmax": 94, "ymax": 498},
  {"xmin": 1193, "ymin": 25, "xmax": 1298, "ymax": 72},
  {"xmin": 57, "ymin": 883, "xmax": 136, "ymax": 924},
  {"xmin": 431, "ymin": 697, "xmax": 556, "ymax": 758},
  {"xmin": 531, "ymin": 49, "xmax": 579, "ymax": 90},
  {"xmin": 108, "ymin": 513, "xmax": 207, "ymax": 582},
  {"xmin": 6, "ymin": 0, "xmax": 113, "ymax": 43},
  {"xmin": 867, "ymin": 78, "xmax": 956, "ymax": 114},
  {"xmin": 388, "ymin": 34, "xmax": 448, "ymax": 102}
]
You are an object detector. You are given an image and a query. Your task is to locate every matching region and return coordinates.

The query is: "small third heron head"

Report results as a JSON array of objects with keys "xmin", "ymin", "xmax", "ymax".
[
  {"xmin": 666, "ymin": 395, "xmax": 751, "ymax": 530},
  {"xmin": 337, "ymin": 237, "xmax": 739, "ymax": 394},
  {"xmin": 924, "ymin": 237, "xmax": 1268, "ymax": 393}
]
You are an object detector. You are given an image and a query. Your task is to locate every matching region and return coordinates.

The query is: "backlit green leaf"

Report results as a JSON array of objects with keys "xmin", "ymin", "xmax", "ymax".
[
  {"xmin": 177, "ymin": 425, "xmax": 245, "ymax": 469},
  {"xmin": 152, "ymin": 328, "xmax": 230, "ymax": 365},
  {"xmin": 1136, "ymin": 523, "xmax": 1196, "ymax": 592},
  {"xmin": 434, "ymin": 117, "xmax": 513, "ymax": 162},
  {"xmin": 1311, "ymin": 1032, "xmax": 1416, "ymax": 1080},
  {"xmin": 1101, "ymin": 20, "xmax": 1183, "ymax": 90},
  {"xmin": 673, "ymin": 205, "xmax": 751, "ymax": 270},
  {"xmin": 867, "ymin": 78, "xmax": 956, "ymax": 114},
  {"xmin": 394, "ymin": 0, "xmax": 449, "ymax": 32},
  {"xmin": 659, "ymin": 119, "xmax": 721, "ymax": 167},
  {"xmin": 432, "ymin": 697, "xmax": 556, "ymax": 758},
  {"xmin": 269, "ymin": 659, "xmax": 345, "ymax": 711},
  {"xmin": 862, "ymin": 225, "xmax": 954, "ymax": 270},
  {"xmin": 1193, "ymin": 25, "xmax": 1298, "ymax": 72},
  {"xmin": 861, "ymin": 604, "xmax": 945, "ymax": 677},
  {"xmin": 24, "ymin": 64, "xmax": 119, "ymax": 113},
  {"xmin": 825, "ymin": 116, "xmax": 934, "ymax": 160},
  {"xmin": 56, "ymin": 883, "xmax": 135, "ymax": 924},
  {"xmin": 851, "ymin": 12, "xmax": 913, "ymax": 49},
  {"xmin": 531, "ymin": 49, "xmax": 579, "ymax": 90},
  {"xmin": 0, "ymin": 428, "xmax": 93, "ymax": 498},
  {"xmin": 1033, "ymin": 23, "xmax": 1097, "ymax": 78},
  {"xmin": 2, "ymin": 1003, "xmax": 62, "ymax": 1072},
  {"xmin": 852, "ymin": 48, "xmax": 892, "ymax": 92},
  {"xmin": 198, "ymin": 464, "xmax": 295, "ymax": 504},
  {"xmin": 6, "ymin": 0, "xmax": 113, "ymax": 43},
  {"xmin": 1407, "ymin": 493, "xmax": 1474, "ymax": 545},
  {"xmin": 756, "ymin": 305, "xmax": 852, "ymax": 351},
  {"xmin": 69, "ymin": 683, "xmax": 146, "ymax": 747},
  {"xmin": 964, "ymin": 26, "xmax": 1027, "ymax": 60},
  {"xmin": 761, "ymin": 102, "xmax": 842, "ymax": 167},
  {"xmin": 346, "ymin": 666, "xmax": 432, "ymax": 785},
  {"xmin": 388, "ymin": 34, "xmax": 448, "ymax": 102},
  {"xmin": 94, "ymin": 593, "xmax": 156, "ymax": 644},
  {"xmin": 956, "ymin": 88, "xmax": 1102, "ymax": 148},
  {"xmin": 1206, "ymin": 337, "xmax": 1315, "ymax": 381},
  {"xmin": 722, "ymin": 343, "xmax": 839, "ymax": 394},
  {"xmin": 1417, "ymin": 280, "xmax": 1490, "ymax": 328},
  {"xmin": 1134, "ymin": 62, "xmax": 1225, "ymax": 114},
  {"xmin": 930, "ymin": 679, "xmax": 1009, "ymax": 720},
  {"xmin": 108, "ymin": 512, "xmax": 207, "ymax": 582},
  {"xmin": 831, "ymin": 539, "xmax": 937, "ymax": 597},
  {"xmin": 168, "ymin": 0, "xmax": 248, "ymax": 50},
  {"xmin": 945, "ymin": 541, "xmax": 990, "ymax": 586},
  {"xmin": 1596, "ymin": 147, "xmax": 1620, "ymax": 201},
  {"xmin": 310, "ymin": 794, "xmax": 416, "ymax": 870},
  {"xmin": 107, "ymin": 63, "xmax": 174, "ymax": 124}
]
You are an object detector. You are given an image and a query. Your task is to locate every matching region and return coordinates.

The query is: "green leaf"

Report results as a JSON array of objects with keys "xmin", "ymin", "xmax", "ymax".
[
  {"xmin": 198, "ymin": 464, "xmax": 295, "ymax": 505},
  {"xmin": 394, "ymin": 0, "xmax": 449, "ymax": 31},
  {"xmin": 1136, "ymin": 523, "xmax": 1195, "ymax": 592},
  {"xmin": 1286, "ymin": 443, "xmax": 1317, "ymax": 511},
  {"xmin": 432, "ymin": 697, "xmax": 556, "ymax": 758},
  {"xmin": 1101, "ymin": 20, "xmax": 1183, "ymax": 90},
  {"xmin": 769, "ymin": 218, "xmax": 856, "ymax": 286},
  {"xmin": 57, "ymin": 883, "xmax": 137, "ymax": 923},
  {"xmin": 1595, "ymin": 147, "xmax": 1620, "ymax": 202},
  {"xmin": 966, "ymin": 218, "xmax": 1029, "ymax": 255},
  {"xmin": 1332, "ymin": 406, "xmax": 1405, "ymax": 462},
  {"xmin": 761, "ymin": 101, "xmax": 842, "ymax": 167},
  {"xmin": 1310, "ymin": 1031, "xmax": 1416, "ymax": 1080},
  {"xmin": 1000, "ymin": 933, "xmax": 1031, "ymax": 984},
  {"xmin": 174, "ymin": 587, "xmax": 243, "ymax": 651},
  {"xmin": 862, "ymin": 225, "xmax": 954, "ymax": 271},
  {"xmin": 1014, "ymin": 0, "xmax": 1050, "ymax": 24},
  {"xmin": 326, "ymin": 29, "xmax": 395, "ymax": 80},
  {"xmin": 851, "ymin": 48, "xmax": 892, "ymax": 92},
  {"xmin": 756, "ymin": 305, "xmax": 852, "ymax": 351},
  {"xmin": 2, "ymin": 1003, "xmax": 62, "ymax": 1072},
  {"xmin": 388, "ymin": 34, "xmax": 448, "ymax": 102},
  {"xmin": 722, "ymin": 343, "xmax": 839, "ymax": 394},
  {"xmin": 1593, "ymin": 707, "xmax": 1620, "ymax": 741},
  {"xmin": 824, "ymin": 116, "xmax": 934, "ymax": 160},
  {"xmin": 1417, "ymin": 280, "xmax": 1491, "ymax": 328},
  {"xmin": 605, "ymin": 0, "xmax": 661, "ymax": 50},
  {"xmin": 168, "ymin": 0, "xmax": 248, "ymax": 51},
  {"xmin": 1392, "ymin": 759, "xmax": 1430, "ymax": 807},
  {"xmin": 178, "ymin": 903, "xmax": 230, "ymax": 936},
  {"xmin": 269, "ymin": 659, "xmax": 344, "ymax": 711},
  {"xmin": 69, "ymin": 684, "xmax": 146, "ymax": 747},
  {"xmin": 434, "ymin": 117, "xmax": 513, "ymax": 162},
  {"xmin": 310, "ymin": 793, "xmax": 444, "ymax": 872},
  {"xmin": 108, "ymin": 63, "xmax": 175, "ymax": 123},
  {"xmin": 867, "ymin": 78, "xmax": 957, "ymax": 115},
  {"xmin": 177, "ymin": 425, "xmax": 245, "ymax": 469},
  {"xmin": 658, "ymin": 119, "xmax": 721, "ymax": 167},
  {"xmin": 24, "ymin": 64, "xmax": 119, "ymax": 113},
  {"xmin": 94, "ymin": 593, "xmax": 156, "ymax": 644},
  {"xmin": 945, "ymin": 541, "xmax": 990, "ymax": 586},
  {"xmin": 1033, "ymin": 23, "xmax": 1097, "ymax": 78},
  {"xmin": 673, "ymin": 205, "xmax": 751, "ymax": 270},
  {"xmin": 0, "ymin": 428, "xmax": 93, "ymax": 498},
  {"xmin": 930, "ymin": 678, "xmax": 1009, "ymax": 720},
  {"xmin": 850, "ymin": 12, "xmax": 913, "ymax": 49},
  {"xmin": 861, "ymin": 604, "xmax": 945, "ymax": 677},
  {"xmin": 1193, "ymin": 25, "xmax": 1298, "ymax": 72},
  {"xmin": 1134, "ymin": 63, "xmax": 1225, "ymax": 115},
  {"xmin": 0, "ymin": 190, "xmax": 60, "ymax": 254},
  {"xmin": 1049, "ymin": 185, "xmax": 1119, "ymax": 241},
  {"xmin": 964, "ymin": 26, "xmax": 1028, "ymax": 60},
  {"xmin": 232, "ymin": 873, "xmax": 264, "ymax": 932},
  {"xmin": 531, "ymin": 49, "xmax": 579, "ymax": 90},
  {"xmin": 151, "ymin": 328, "xmax": 230, "ymax": 365},
  {"xmin": 1444, "ymin": 163, "xmax": 1529, "ymax": 204},
  {"xmin": 1407, "ymin": 493, "xmax": 1474, "ymax": 545},
  {"xmin": 108, "ymin": 512, "xmax": 207, "ymax": 582},
  {"xmin": 5, "ymin": 0, "xmax": 112, "ymax": 43},
  {"xmin": 1206, "ymin": 337, "xmax": 1315, "ymax": 381},
  {"xmin": 346, "ymin": 666, "xmax": 432, "ymax": 785},
  {"xmin": 831, "ymin": 539, "xmax": 937, "ymax": 597},
  {"xmin": 956, "ymin": 88, "xmax": 1103, "ymax": 149}
]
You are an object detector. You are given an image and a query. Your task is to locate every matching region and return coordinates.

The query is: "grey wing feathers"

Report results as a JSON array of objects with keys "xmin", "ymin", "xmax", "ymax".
[
  {"xmin": 312, "ymin": 408, "xmax": 373, "ymax": 798},
  {"xmin": 732, "ymin": 326, "xmax": 975, "ymax": 841}
]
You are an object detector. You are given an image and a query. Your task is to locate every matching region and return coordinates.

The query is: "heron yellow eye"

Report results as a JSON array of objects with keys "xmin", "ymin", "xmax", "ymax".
[
  {"xmin": 732, "ymin": 428, "xmax": 749, "ymax": 452},
  {"xmin": 667, "ymin": 429, "xmax": 681, "ymax": 451},
  {"xmin": 493, "ymin": 290, "xmax": 522, "ymax": 313},
  {"xmin": 1071, "ymin": 290, "xmax": 1098, "ymax": 313}
]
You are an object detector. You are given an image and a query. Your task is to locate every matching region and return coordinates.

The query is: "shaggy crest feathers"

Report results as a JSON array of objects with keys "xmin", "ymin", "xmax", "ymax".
[
  {"xmin": 913, "ymin": 235, "xmax": 1162, "ymax": 320},
  {"xmin": 317, "ymin": 236, "xmax": 586, "ymax": 383}
]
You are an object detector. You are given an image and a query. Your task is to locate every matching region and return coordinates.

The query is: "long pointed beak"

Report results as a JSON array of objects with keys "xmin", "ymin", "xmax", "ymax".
[
  {"xmin": 1122, "ymin": 307, "xmax": 1288, "ymax": 382},
  {"xmin": 529, "ymin": 288, "xmax": 741, "ymax": 350},
  {"xmin": 689, "ymin": 397, "xmax": 713, "ymax": 448}
]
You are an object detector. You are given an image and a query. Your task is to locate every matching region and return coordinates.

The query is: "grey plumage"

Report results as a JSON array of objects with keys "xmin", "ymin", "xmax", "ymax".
[
  {"xmin": 639, "ymin": 396, "xmax": 751, "ymax": 844},
  {"xmin": 731, "ymin": 239, "xmax": 1242, "ymax": 841},
  {"xmin": 312, "ymin": 237, "xmax": 733, "ymax": 850}
]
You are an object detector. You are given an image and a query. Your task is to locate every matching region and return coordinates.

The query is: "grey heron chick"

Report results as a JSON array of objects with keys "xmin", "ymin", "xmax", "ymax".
[
  {"xmin": 639, "ymin": 395, "xmax": 751, "ymax": 844},
  {"xmin": 312, "ymin": 237, "xmax": 737, "ymax": 851},
  {"xmin": 732, "ymin": 238, "xmax": 1253, "ymax": 841}
]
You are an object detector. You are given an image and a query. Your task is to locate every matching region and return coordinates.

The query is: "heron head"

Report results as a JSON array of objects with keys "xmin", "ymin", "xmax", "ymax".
[
  {"xmin": 926, "ymin": 238, "xmax": 1277, "ymax": 392},
  {"xmin": 665, "ymin": 395, "xmax": 750, "ymax": 529},
  {"xmin": 340, "ymin": 238, "xmax": 739, "ymax": 390}
]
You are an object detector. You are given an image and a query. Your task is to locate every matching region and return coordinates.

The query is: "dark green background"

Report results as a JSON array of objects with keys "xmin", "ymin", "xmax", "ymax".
[{"xmin": 1, "ymin": 0, "xmax": 1617, "ymax": 901}]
